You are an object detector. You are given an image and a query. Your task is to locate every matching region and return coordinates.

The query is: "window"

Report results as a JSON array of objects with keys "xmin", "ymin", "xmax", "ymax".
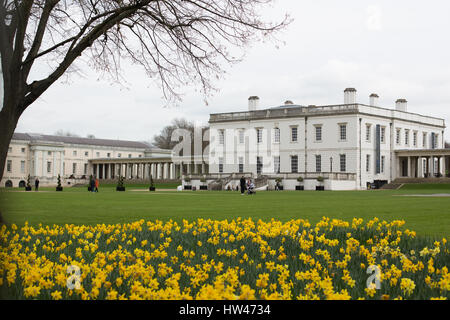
[
  {"xmin": 413, "ymin": 132, "xmax": 418, "ymax": 147},
  {"xmin": 73, "ymin": 150, "xmax": 77, "ymax": 156},
  {"xmin": 8, "ymin": 147, "xmax": 12, "ymax": 152},
  {"xmin": 21, "ymin": 148, "xmax": 26, "ymax": 153},
  {"xmin": 96, "ymin": 152, "xmax": 100, "ymax": 157},
  {"xmin": 85, "ymin": 151, "xmax": 89, "ymax": 156},
  {"xmin": 128, "ymin": 154, "xmax": 132, "ymax": 158},
  {"xmin": 396, "ymin": 129, "xmax": 401, "ymax": 145},
  {"xmin": 21, "ymin": 161, "xmax": 25, "ymax": 173},
  {"xmin": 340, "ymin": 124, "xmax": 347, "ymax": 141},
  {"xmin": 340, "ymin": 154, "xmax": 346, "ymax": 172},
  {"xmin": 238, "ymin": 157, "xmax": 244, "ymax": 173},
  {"xmin": 315, "ymin": 126, "xmax": 322, "ymax": 142},
  {"xmin": 84, "ymin": 164, "xmax": 88, "ymax": 175},
  {"xmin": 118, "ymin": 153, "xmax": 122, "ymax": 158},
  {"xmin": 219, "ymin": 157, "xmax": 224, "ymax": 173},
  {"xmin": 291, "ymin": 155, "xmax": 298, "ymax": 173},
  {"xmin": 291, "ymin": 127, "xmax": 298, "ymax": 142},
  {"xmin": 274, "ymin": 128, "xmax": 280, "ymax": 143},
  {"xmin": 72, "ymin": 163, "xmax": 77, "ymax": 174},
  {"xmin": 239, "ymin": 130, "xmax": 245, "ymax": 144},
  {"xmin": 107, "ymin": 153, "xmax": 111, "ymax": 158},
  {"xmin": 48, "ymin": 151, "xmax": 52, "ymax": 156},
  {"xmin": 380, "ymin": 127, "xmax": 386, "ymax": 143},
  {"xmin": 274, "ymin": 156, "xmax": 280, "ymax": 173},
  {"xmin": 219, "ymin": 130, "xmax": 225, "ymax": 145},
  {"xmin": 366, "ymin": 124, "xmax": 372, "ymax": 142},
  {"xmin": 138, "ymin": 155, "xmax": 142, "ymax": 158},
  {"xmin": 257, "ymin": 128, "xmax": 263, "ymax": 143},
  {"xmin": 423, "ymin": 133, "xmax": 427, "ymax": 148},
  {"xmin": 257, "ymin": 157, "xmax": 263, "ymax": 174},
  {"xmin": 315, "ymin": 155, "xmax": 321, "ymax": 173},
  {"xmin": 47, "ymin": 161, "xmax": 52, "ymax": 173},
  {"xmin": 381, "ymin": 156, "xmax": 385, "ymax": 173},
  {"xmin": 366, "ymin": 155, "xmax": 370, "ymax": 173},
  {"xmin": 405, "ymin": 130, "xmax": 410, "ymax": 146},
  {"xmin": 7, "ymin": 160, "xmax": 12, "ymax": 172}
]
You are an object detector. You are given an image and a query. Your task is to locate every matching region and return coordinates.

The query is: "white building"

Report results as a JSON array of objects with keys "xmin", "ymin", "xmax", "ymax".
[
  {"xmin": 1, "ymin": 133, "xmax": 176, "ymax": 187},
  {"xmin": 199, "ymin": 88, "xmax": 449, "ymax": 190}
]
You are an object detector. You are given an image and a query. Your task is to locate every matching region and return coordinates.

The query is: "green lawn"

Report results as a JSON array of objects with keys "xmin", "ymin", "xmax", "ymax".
[{"xmin": 0, "ymin": 184, "xmax": 449, "ymax": 238}]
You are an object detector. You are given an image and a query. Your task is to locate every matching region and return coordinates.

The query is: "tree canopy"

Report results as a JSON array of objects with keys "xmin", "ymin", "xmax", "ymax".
[{"xmin": 0, "ymin": 0, "xmax": 289, "ymax": 182}]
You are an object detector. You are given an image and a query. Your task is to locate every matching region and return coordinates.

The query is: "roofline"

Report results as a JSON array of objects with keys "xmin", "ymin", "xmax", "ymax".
[
  {"xmin": 210, "ymin": 103, "xmax": 445, "ymax": 122},
  {"xmin": 209, "ymin": 103, "xmax": 445, "ymax": 127},
  {"xmin": 11, "ymin": 132, "xmax": 171, "ymax": 152}
]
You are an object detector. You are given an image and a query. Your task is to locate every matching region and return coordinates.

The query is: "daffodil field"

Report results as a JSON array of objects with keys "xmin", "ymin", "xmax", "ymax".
[{"xmin": 0, "ymin": 217, "xmax": 448, "ymax": 300}]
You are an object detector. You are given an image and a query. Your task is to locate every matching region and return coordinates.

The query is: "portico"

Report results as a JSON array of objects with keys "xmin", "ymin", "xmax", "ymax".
[
  {"xmin": 395, "ymin": 149, "xmax": 450, "ymax": 178},
  {"xmin": 89, "ymin": 157, "xmax": 181, "ymax": 181}
]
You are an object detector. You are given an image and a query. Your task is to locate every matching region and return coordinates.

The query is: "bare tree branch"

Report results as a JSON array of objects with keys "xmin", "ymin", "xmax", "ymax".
[{"xmin": 0, "ymin": 0, "xmax": 290, "ymax": 185}]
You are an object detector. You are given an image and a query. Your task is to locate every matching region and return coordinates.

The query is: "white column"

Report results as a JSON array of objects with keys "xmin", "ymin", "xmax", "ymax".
[
  {"xmin": 60, "ymin": 151, "xmax": 64, "ymax": 177},
  {"xmin": 170, "ymin": 163, "xmax": 174, "ymax": 180},
  {"xmin": 163, "ymin": 163, "xmax": 167, "ymax": 179},
  {"xmin": 42, "ymin": 150, "xmax": 46, "ymax": 177},
  {"xmin": 417, "ymin": 157, "xmax": 423, "ymax": 178},
  {"xmin": 194, "ymin": 163, "xmax": 198, "ymax": 174},
  {"xmin": 34, "ymin": 150, "xmax": 39, "ymax": 176},
  {"xmin": 396, "ymin": 157, "xmax": 400, "ymax": 178},
  {"xmin": 52, "ymin": 152, "xmax": 56, "ymax": 177}
]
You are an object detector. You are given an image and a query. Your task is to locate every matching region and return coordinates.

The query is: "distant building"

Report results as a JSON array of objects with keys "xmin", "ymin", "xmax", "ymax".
[{"xmin": 1, "ymin": 133, "xmax": 175, "ymax": 187}]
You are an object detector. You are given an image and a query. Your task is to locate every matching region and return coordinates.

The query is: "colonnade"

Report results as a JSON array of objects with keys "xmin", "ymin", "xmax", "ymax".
[
  {"xmin": 90, "ymin": 161, "xmax": 210, "ymax": 180},
  {"xmin": 397, "ymin": 155, "xmax": 449, "ymax": 178},
  {"xmin": 92, "ymin": 162, "xmax": 178, "ymax": 180}
]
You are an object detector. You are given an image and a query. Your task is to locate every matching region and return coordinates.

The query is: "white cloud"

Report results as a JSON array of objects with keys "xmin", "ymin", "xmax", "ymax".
[
  {"xmin": 14, "ymin": 1, "xmax": 450, "ymax": 142},
  {"xmin": 366, "ymin": 5, "xmax": 383, "ymax": 31}
]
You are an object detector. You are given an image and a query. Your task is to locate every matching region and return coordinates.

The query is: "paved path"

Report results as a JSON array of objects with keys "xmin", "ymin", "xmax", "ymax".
[{"xmin": 395, "ymin": 194, "xmax": 450, "ymax": 197}]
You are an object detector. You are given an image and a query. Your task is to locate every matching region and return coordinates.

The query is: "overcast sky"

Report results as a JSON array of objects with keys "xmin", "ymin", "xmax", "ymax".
[{"xmin": 14, "ymin": 0, "xmax": 450, "ymax": 142}]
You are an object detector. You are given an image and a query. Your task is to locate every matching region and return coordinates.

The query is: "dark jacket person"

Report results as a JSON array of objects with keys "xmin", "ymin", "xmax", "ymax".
[{"xmin": 240, "ymin": 176, "xmax": 246, "ymax": 194}]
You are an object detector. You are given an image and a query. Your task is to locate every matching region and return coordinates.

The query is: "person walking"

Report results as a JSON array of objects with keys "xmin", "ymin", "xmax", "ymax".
[
  {"xmin": 240, "ymin": 176, "xmax": 246, "ymax": 195},
  {"xmin": 95, "ymin": 178, "xmax": 99, "ymax": 192},
  {"xmin": 90, "ymin": 177, "xmax": 95, "ymax": 192},
  {"xmin": 34, "ymin": 178, "xmax": 40, "ymax": 191}
]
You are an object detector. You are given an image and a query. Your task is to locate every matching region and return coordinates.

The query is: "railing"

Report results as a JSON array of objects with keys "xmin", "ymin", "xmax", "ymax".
[
  {"xmin": 209, "ymin": 104, "xmax": 359, "ymax": 122},
  {"xmin": 183, "ymin": 172, "xmax": 356, "ymax": 181}
]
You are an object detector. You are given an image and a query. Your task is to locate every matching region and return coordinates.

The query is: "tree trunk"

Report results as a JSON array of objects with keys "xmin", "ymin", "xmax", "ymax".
[{"xmin": 0, "ymin": 104, "xmax": 20, "ymax": 225}]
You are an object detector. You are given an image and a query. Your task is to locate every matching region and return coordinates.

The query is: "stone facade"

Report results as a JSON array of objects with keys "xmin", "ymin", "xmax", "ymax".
[
  {"xmin": 1, "ymin": 133, "xmax": 172, "ymax": 187},
  {"xmin": 205, "ymin": 89, "xmax": 447, "ymax": 190}
]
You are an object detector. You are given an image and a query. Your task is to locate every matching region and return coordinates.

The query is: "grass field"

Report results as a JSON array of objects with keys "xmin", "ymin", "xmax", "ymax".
[{"xmin": 0, "ymin": 183, "xmax": 449, "ymax": 238}]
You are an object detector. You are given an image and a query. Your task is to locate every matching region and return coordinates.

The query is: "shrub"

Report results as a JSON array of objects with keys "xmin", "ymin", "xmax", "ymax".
[
  {"xmin": 317, "ymin": 176, "xmax": 324, "ymax": 182},
  {"xmin": 297, "ymin": 177, "xmax": 304, "ymax": 183}
]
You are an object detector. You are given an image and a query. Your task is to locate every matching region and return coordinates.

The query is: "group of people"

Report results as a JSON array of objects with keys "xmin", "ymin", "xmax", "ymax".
[
  {"xmin": 239, "ymin": 176, "xmax": 256, "ymax": 195},
  {"xmin": 89, "ymin": 177, "xmax": 99, "ymax": 192}
]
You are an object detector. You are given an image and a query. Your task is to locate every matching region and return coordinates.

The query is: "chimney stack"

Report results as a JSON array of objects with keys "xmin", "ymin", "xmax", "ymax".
[
  {"xmin": 344, "ymin": 88, "xmax": 357, "ymax": 104},
  {"xmin": 248, "ymin": 96, "xmax": 259, "ymax": 111},
  {"xmin": 369, "ymin": 93, "xmax": 379, "ymax": 107},
  {"xmin": 395, "ymin": 99, "xmax": 408, "ymax": 112}
]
